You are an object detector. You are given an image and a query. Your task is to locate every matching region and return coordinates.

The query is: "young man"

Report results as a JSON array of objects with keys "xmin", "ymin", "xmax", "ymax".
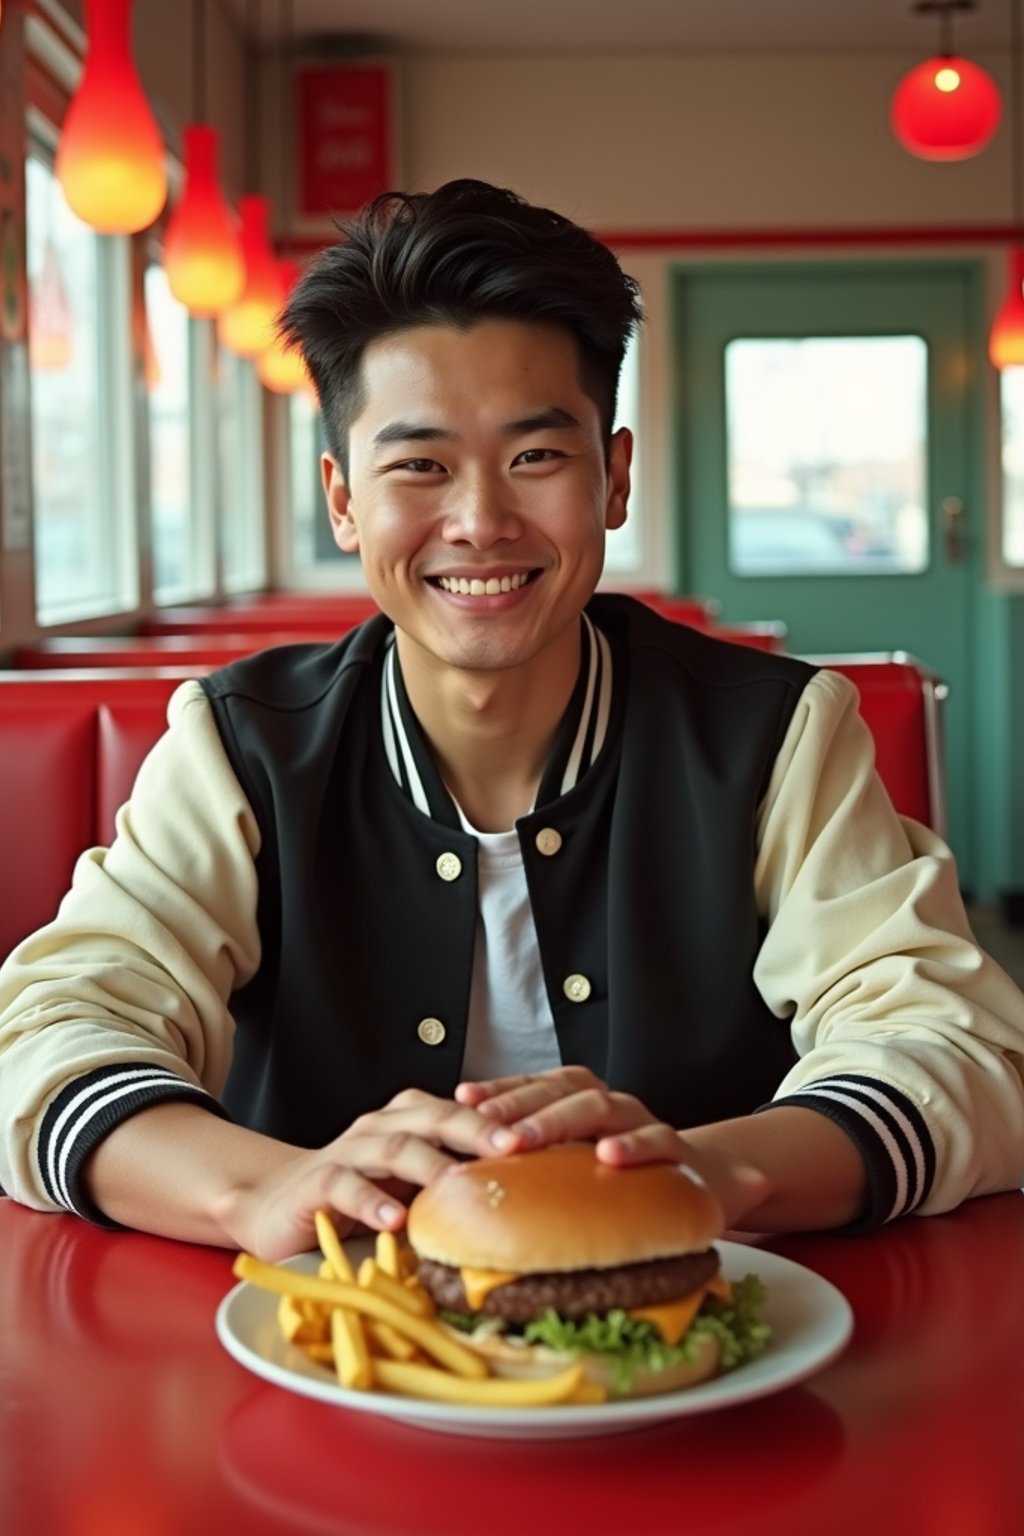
[{"xmin": 1, "ymin": 180, "xmax": 1022, "ymax": 1261}]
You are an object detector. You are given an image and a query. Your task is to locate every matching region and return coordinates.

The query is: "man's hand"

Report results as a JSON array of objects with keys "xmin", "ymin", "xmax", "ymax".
[
  {"xmin": 455, "ymin": 1066, "xmax": 771, "ymax": 1230},
  {"xmin": 218, "ymin": 1086, "xmax": 514, "ymax": 1261}
]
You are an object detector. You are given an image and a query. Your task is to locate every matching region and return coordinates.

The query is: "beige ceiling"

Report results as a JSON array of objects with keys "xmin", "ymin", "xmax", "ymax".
[{"xmin": 228, "ymin": 0, "xmax": 1011, "ymax": 57}]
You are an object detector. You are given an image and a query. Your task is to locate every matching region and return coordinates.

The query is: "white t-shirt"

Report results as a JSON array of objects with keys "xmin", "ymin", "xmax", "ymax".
[{"xmin": 452, "ymin": 807, "xmax": 562, "ymax": 1082}]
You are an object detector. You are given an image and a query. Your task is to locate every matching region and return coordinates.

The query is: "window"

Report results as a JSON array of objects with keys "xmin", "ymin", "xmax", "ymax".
[
  {"xmin": 724, "ymin": 336, "xmax": 929, "ymax": 577},
  {"xmin": 218, "ymin": 349, "xmax": 266, "ymax": 593},
  {"xmin": 145, "ymin": 262, "xmax": 195, "ymax": 600},
  {"xmin": 1000, "ymin": 369, "xmax": 1024, "ymax": 569},
  {"xmin": 27, "ymin": 150, "xmax": 137, "ymax": 620},
  {"xmin": 286, "ymin": 389, "xmax": 363, "ymax": 585},
  {"xmin": 604, "ymin": 329, "xmax": 643, "ymax": 574}
]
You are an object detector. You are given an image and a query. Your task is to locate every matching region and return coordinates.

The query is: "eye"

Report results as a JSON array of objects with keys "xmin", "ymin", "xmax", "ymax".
[
  {"xmin": 394, "ymin": 458, "xmax": 446, "ymax": 474},
  {"xmin": 513, "ymin": 448, "xmax": 563, "ymax": 467}
]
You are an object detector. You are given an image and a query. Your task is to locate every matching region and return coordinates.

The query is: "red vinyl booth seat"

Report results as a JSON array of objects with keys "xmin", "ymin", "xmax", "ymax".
[{"xmin": 0, "ymin": 671, "xmax": 203, "ymax": 960}]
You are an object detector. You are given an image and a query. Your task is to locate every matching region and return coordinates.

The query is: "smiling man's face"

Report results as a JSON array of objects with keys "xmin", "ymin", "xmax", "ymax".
[{"xmin": 321, "ymin": 318, "xmax": 631, "ymax": 686}]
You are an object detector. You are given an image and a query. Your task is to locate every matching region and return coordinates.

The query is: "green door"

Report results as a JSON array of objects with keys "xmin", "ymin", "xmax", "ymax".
[{"xmin": 675, "ymin": 262, "xmax": 983, "ymax": 884}]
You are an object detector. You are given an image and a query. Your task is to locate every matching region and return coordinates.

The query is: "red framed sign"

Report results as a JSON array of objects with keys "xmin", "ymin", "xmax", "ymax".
[{"xmin": 292, "ymin": 61, "xmax": 398, "ymax": 225}]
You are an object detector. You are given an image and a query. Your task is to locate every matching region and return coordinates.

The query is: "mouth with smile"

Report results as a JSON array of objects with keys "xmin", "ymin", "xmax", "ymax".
[{"xmin": 427, "ymin": 569, "xmax": 542, "ymax": 599}]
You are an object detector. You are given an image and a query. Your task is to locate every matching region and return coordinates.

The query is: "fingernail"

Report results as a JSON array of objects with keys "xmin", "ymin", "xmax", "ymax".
[
  {"xmin": 488, "ymin": 1127, "xmax": 518, "ymax": 1151},
  {"xmin": 377, "ymin": 1201, "xmax": 402, "ymax": 1224}
]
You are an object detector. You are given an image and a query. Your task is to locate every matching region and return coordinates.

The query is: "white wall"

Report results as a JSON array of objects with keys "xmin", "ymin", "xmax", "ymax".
[{"xmin": 402, "ymin": 50, "xmax": 1013, "ymax": 229}]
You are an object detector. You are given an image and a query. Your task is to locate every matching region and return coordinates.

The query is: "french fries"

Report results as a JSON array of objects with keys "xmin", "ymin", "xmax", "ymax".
[{"xmin": 233, "ymin": 1215, "xmax": 608, "ymax": 1409}]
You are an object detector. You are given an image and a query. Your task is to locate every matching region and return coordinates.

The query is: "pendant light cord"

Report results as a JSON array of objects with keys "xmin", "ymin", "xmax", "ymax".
[
  {"xmin": 244, "ymin": 0, "xmax": 259, "ymax": 192},
  {"xmin": 279, "ymin": 0, "xmax": 292, "ymax": 213},
  {"xmin": 192, "ymin": 0, "xmax": 207, "ymax": 123},
  {"xmin": 1014, "ymin": 0, "xmax": 1022, "ymax": 235}
]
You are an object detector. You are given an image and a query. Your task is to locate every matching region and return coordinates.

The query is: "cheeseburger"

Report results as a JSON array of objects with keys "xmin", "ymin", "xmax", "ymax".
[{"xmin": 406, "ymin": 1143, "xmax": 769, "ymax": 1398}]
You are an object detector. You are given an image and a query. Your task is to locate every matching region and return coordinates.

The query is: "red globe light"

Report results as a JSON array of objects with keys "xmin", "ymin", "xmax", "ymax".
[{"xmin": 891, "ymin": 54, "xmax": 1002, "ymax": 161}]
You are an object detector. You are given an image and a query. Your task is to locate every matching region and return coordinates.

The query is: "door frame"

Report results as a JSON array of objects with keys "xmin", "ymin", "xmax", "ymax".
[{"xmin": 669, "ymin": 255, "xmax": 1010, "ymax": 901}]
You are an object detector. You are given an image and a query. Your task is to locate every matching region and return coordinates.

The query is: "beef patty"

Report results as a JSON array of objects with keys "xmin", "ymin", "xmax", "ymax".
[{"xmin": 417, "ymin": 1249, "xmax": 720, "ymax": 1323}]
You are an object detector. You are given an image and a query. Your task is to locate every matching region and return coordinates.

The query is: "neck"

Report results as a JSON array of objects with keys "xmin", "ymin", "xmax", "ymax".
[{"xmin": 395, "ymin": 624, "xmax": 583, "ymax": 832}]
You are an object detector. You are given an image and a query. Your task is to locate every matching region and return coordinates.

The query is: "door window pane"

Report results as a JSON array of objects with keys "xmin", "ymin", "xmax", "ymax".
[
  {"xmin": 725, "ymin": 336, "xmax": 929, "ymax": 576},
  {"xmin": 27, "ymin": 154, "xmax": 130, "ymax": 618},
  {"xmin": 1000, "ymin": 369, "xmax": 1024, "ymax": 566}
]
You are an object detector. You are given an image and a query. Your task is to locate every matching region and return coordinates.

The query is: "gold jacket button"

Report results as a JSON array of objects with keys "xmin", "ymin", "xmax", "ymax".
[
  {"xmin": 535, "ymin": 827, "xmax": 562, "ymax": 856},
  {"xmin": 435, "ymin": 852, "xmax": 462, "ymax": 882},
  {"xmin": 417, "ymin": 1017, "xmax": 447, "ymax": 1046},
  {"xmin": 563, "ymin": 974, "xmax": 591, "ymax": 1003}
]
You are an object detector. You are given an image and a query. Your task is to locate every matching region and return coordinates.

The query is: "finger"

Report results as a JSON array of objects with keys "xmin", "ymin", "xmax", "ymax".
[
  {"xmin": 458, "ymin": 1067, "xmax": 601, "ymax": 1124},
  {"xmin": 594, "ymin": 1124, "xmax": 689, "ymax": 1165},
  {"xmin": 497, "ymin": 1088, "xmax": 658, "ymax": 1151},
  {"xmin": 454, "ymin": 1075, "xmax": 537, "ymax": 1108},
  {"xmin": 368, "ymin": 1099, "xmax": 512, "ymax": 1160}
]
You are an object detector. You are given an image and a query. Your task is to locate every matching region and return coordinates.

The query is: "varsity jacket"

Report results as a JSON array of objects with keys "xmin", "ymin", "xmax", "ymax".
[{"xmin": 2, "ymin": 595, "xmax": 1023, "ymax": 1229}]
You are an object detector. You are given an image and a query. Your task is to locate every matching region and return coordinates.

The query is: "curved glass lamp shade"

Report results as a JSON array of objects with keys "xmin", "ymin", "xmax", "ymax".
[
  {"xmin": 164, "ymin": 126, "xmax": 245, "ymax": 318},
  {"xmin": 55, "ymin": 0, "xmax": 167, "ymax": 234}
]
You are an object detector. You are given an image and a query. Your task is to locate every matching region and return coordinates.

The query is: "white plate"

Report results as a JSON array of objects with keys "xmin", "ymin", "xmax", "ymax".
[{"xmin": 215, "ymin": 1240, "xmax": 853, "ymax": 1440}]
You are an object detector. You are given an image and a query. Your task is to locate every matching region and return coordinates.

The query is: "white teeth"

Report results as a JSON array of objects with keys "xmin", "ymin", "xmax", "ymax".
[{"xmin": 437, "ymin": 572, "xmax": 531, "ymax": 594}]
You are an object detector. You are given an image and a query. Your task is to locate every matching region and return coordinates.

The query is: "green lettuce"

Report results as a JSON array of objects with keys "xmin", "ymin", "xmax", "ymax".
[{"xmin": 441, "ymin": 1274, "xmax": 771, "ymax": 1394}]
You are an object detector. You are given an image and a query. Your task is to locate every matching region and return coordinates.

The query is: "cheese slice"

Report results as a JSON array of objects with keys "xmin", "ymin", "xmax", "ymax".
[
  {"xmin": 627, "ymin": 1287, "xmax": 707, "ymax": 1346},
  {"xmin": 460, "ymin": 1267, "xmax": 520, "ymax": 1311}
]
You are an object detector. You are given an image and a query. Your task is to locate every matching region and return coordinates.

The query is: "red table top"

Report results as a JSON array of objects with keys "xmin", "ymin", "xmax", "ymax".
[{"xmin": 2, "ymin": 1191, "xmax": 1023, "ymax": 1536}]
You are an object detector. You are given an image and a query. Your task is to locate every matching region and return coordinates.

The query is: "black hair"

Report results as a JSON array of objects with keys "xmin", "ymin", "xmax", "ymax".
[{"xmin": 278, "ymin": 179, "xmax": 643, "ymax": 478}]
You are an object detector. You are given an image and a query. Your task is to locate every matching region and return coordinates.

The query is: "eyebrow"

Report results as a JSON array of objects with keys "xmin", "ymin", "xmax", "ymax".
[{"xmin": 371, "ymin": 406, "xmax": 583, "ymax": 450}]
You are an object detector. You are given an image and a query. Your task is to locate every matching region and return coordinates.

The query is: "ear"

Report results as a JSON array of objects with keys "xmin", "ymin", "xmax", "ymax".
[
  {"xmin": 605, "ymin": 427, "xmax": 632, "ymax": 532},
  {"xmin": 322, "ymin": 453, "xmax": 359, "ymax": 554}
]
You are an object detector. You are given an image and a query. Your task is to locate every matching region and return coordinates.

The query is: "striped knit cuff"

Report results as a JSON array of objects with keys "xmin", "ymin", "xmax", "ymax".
[
  {"xmin": 757, "ymin": 1073, "xmax": 936, "ymax": 1232},
  {"xmin": 38, "ymin": 1063, "xmax": 232, "ymax": 1228}
]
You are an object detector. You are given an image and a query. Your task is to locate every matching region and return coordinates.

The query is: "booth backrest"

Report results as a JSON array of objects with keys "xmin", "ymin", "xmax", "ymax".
[
  {"xmin": 140, "ymin": 600, "xmax": 381, "ymax": 635},
  {"xmin": 0, "ymin": 671, "xmax": 203, "ymax": 960},
  {"xmin": 810, "ymin": 654, "xmax": 948, "ymax": 836},
  {"xmin": 0, "ymin": 653, "xmax": 947, "ymax": 964},
  {"xmin": 12, "ymin": 632, "xmax": 343, "ymax": 670}
]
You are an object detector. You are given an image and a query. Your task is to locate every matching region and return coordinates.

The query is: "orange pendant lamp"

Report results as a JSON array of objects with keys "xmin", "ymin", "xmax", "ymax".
[
  {"xmin": 164, "ymin": 125, "xmax": 245, "ymax": 316},
  {"xmin": 217, "ymin": 195, "xmax": 285, "ymax": 357},
  {"xmin": 891, "ymin": 0, "xmax": 1001, "ymax": 161},
  {"xmin": 990, "ymin": 249, "xmax": 1024, "ymax": 366},
  {"xmin": 55, "ymin": 0, "xmax": 167, "ymax": 233},
  {"xmin": 991, "ymin": 3, "xmax": 1024, "ymax": 367},
  {"xmin": 255, "ymin": 259, "xmax": 310, "ymax": 393}
]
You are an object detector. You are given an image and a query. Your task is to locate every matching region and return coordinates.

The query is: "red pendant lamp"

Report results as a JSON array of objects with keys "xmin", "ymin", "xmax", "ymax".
[
  {"xmin": 991, "ymin": 1, "xmax": 1024, "ymax": 367},
  {"xmin": 55, "ymin": 0, "xmax": 167, "ymax": 234},
  {"xmin": 255, "ymin": 259, "xmax": 309, "ymax": 392},
  {"xmin": 217, "ymin": 195, "xmax": 285, "ymax": 356},
  {"xmin": 891, "ymin": 1, "xmax": 1001, "ymax": 161},
  {"xmin": 163, "ymin": 1, "xmax": 245, "ymax": 317},
  {"xmin": 164, "ymin": 125, "xmax": 245, "ymax": 316}
]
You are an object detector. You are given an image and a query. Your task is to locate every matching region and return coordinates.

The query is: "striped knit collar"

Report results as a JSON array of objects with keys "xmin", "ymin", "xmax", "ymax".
[{"xmin": 380, "ymin": 612, "xmax": 615, "ymax": 830}]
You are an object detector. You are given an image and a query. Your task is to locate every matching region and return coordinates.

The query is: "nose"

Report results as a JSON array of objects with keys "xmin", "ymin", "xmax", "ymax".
[{"xmin": 441, "ymin": 472, "xmax": 523, "ymax": 548}]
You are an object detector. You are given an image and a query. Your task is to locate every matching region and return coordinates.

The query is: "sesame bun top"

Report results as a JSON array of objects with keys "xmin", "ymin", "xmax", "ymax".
[{"xmin": 406, "ymin": 1143, "xmax": 724, "ymax": 1273}]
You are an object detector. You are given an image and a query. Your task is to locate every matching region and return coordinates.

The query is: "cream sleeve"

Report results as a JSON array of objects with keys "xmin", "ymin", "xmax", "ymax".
[
  {"xmin": 0, "ymin": 681, "xmax": 262, "ymax": 1218},
  {"xmin": 754, "ymin": 667, "xmax": 1024, "ymax": 1224}
]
